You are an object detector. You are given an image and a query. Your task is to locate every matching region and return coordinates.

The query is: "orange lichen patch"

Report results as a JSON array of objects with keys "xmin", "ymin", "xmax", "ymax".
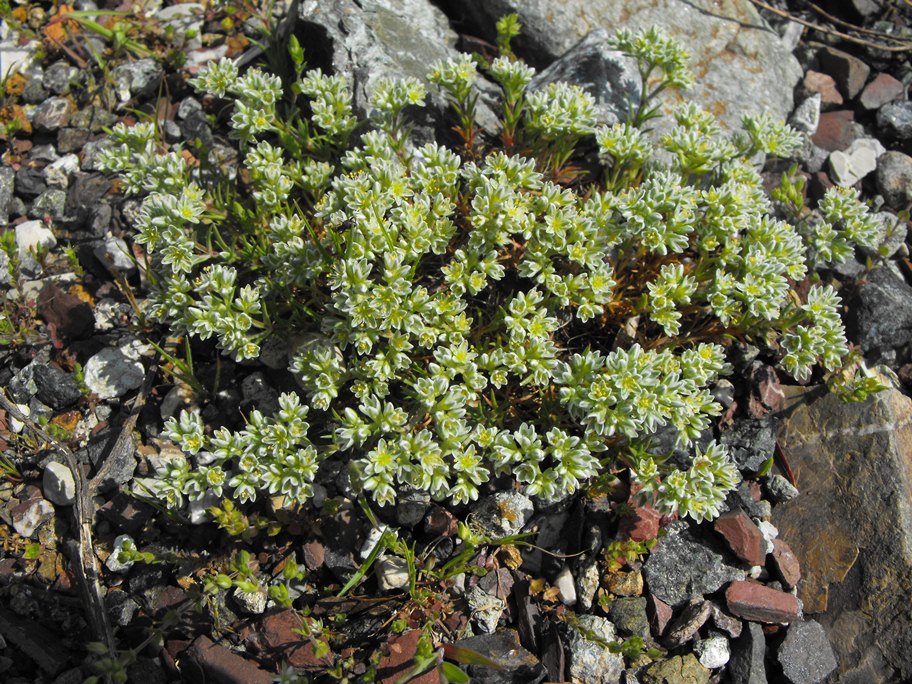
[
  {"xmin": 68, "ymin": 283, "xmax": 95, "ymax": 306},
  {"xmin": 52, "ymin": 410, "xmax": 82, "ymax": 433},
  {"xmin": 225, "ymin": 33, "xmax": 250, "ymax": 57},
  {"xmin": 180, "ymin": 149, "xmax": 200, "ymax": 167},
  {"xmin": 0, "ymin": 104, "xmax": 32, "ymax": 136},
  {"xmin": 43, "ymin": 5, "xmax": 77, "ymax": 45},
  {"xmin": 4, "ymin": 73, "xmax": 28, "ymax": 98}
]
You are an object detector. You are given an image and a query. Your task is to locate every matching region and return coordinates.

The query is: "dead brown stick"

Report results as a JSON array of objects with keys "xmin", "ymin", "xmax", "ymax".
[{"xmin": 747, "ymin": 0, "xmax": 912, "ymax": 52}]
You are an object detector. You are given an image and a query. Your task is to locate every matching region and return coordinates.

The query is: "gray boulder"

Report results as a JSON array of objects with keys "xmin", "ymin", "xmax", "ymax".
[{"xmin": 454, "ymin": 0, "xmax": 802, "ymax": 134}]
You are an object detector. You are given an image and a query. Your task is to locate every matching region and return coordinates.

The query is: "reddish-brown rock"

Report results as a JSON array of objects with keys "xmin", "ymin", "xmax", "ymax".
[
  {"xmin": 725, "ymin": 581, "xmax": 799, "ymax": 623},
  {"xmin": 714, "ymin": 511, "xmax": 766, "ymax": 566},
  {"xmin": 36, "ymin": 281, "xmax": 94, "ymax": 341},
  {"xmin": 770, "ymin": 538, "xmax": 801, "ymax": 589},
  {"xmin": 253, "ymin": 609, "xmax": 333, "ymax": 671},
  {"xmin": 860, "ymin": 72, "xmax": 905, "ymax": 110},
  {"xmin": 812, "ymin": 110, "xmax": 855, "ymax": 152},
  {"xmin": 301, "ymin": 539, "xmax": 325, "ymax": 571},
  {"xmin": 748, "ymin": 364, "xmax": 784, "ymax": 418},
  {"xmin": 423, "ymin": 505, "xmax": 458, "ymax": 537},
  {"xmin": 803, "ymin": 70, "xmax": 844, "ymax": 108},
  {"xmin": 376, "ymin": 630, "xmax": 440, "ymax": 684},
  {"xmin": 664, "ymin": 599, "xmax": 713, "ymax": 648},
  {"xmin": 647, "ymin": 593, "xmax": 674, "ymax": 637},
  {"xmin": 183, "ymin": 635, "xmax": 273, "ymax": 684},
  {"xmin": 818, "ymin": 46, "xmax": 871, "ymax": 100},
  {"xmin": 619, "ymin": 504, "xmax": 662, "ymax": 542}
]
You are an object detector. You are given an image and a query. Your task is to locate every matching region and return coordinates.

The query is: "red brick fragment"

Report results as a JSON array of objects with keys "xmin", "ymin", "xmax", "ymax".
[
  {"xmin": 812, "ymin": 110, "xmax": 855, "ymax": 152},
  {"xmin": 860, "ymin": 72, "xmax": 905, "ymax": 110},
  {"xmin": 714, "ymin": 511, "xmax": 766, "ymax": 566},
  {"xmin": 619, "ymin": 504, "xmax": 662, "ymax": 542},
  {"xmin": 725, "ymin": 580, "xmax": 799, "ymax": 624},
  {"xmin": 647, "ymin": 592, "xmax": 674, "ymax": 637},
  {"xmin": 803, "ymin": 70, "xmax": 844, "ymax": 108}
]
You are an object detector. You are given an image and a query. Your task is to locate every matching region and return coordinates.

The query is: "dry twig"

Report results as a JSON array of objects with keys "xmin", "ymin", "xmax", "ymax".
[{"xmin": 748, "ymin": 0, "xmax": 912, "ymax": 52}]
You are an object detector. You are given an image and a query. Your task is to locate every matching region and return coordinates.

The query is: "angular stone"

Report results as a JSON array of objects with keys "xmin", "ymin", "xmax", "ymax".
[
  {"xmin": 812, "ymin": 110, "xmax": 855, "ymax": 151},
  {"xmin": 770, "ymin": 538, "xmax": 801, "ymax": 590},
  {"xmin": 846, "ymin": 265, "xmax": 912, "ymax": 356},
  {"xmin": 647, "ymin": 592, "xmax": 674, "ymax": 637},
  {"xmin": 763, "ymin": 474, "xmax": 799, "ymax": 504},
  {"xmin": 772, "ymin": 384, "xmax": 912, "ymax": 680},
  {"xmin": 298, "ymin": 0, "xmax": 492, "ymax": 134},
  {"xmin": 15, "ymin": 219, "xmax": 56, "ymax": 258},
  {"xmin": 728, "ymin": 622, "xmax": 767, "ymax": 684},
  {"xmin": 473, "ymin": 492, "xmax": 533, "ymax": 538},
  {"xmin": 43, "ymin": 61, "xmax": 79, "ymax": 94},
  {"xmin": 802, "ymin": 70, "xmax": 843, "ymax": 108},
  {"xmin": 29, "ymin": 188, "xmax": 68, "ymax": 220},
  {"xmin": 375, "ymin": 630, "xmax": 440, "ymax": 684},
  {"xmin": 37, "ymin": 281, "xmax": 95, "ymax": 341},
  {"xmin": 694, "ymin": 635, "xmax": 730, "ymax": 670},
  {"xmin": 452, "ymin": 630, "xmax": 547, "ymax": 684},
  {"xmin": 42, "ymin": 461, "xmax": 76, "ymax": 506},
  {"xmin": 375, "ymin": 555, "xmax": 409, "ymax": 591},
  {"xmin": 789, "ymin": 94, "xmax": 820, "ymax": 134},
  {"xmin": 609, "ymin": 596, "xmax": 649, "ymax": 639},
  {"xmin": 817, "ymin": 46, "xmax": 870, "ymax": 100},
  {"xmin": 112, "ymin": 58, "xmax": 163, "ymax": 101},
  {"xmin": 859, "ymin": 72, "xmax": 905, "ymax": 110},
  {"xmin": 465, "ymin": 584, "xmax": 505, "ymax": 634},
  {"xmin": 0, "ymin": 166, "xmax": 14, "ymax": 223},
  {"xmin": 640, "ymin": 654, "xmax": 709, "ymax": 684},
  {"xmin": 575, "ymin": 556, "xmax": 600, "ymax": 611},
  {"xmin": 714, "ymin": 511, "xmax": 767, "ymax": 566},
  {"xmin": 56, "ymin": 128, "xmax": 89, "ymax": 154},
  {"xmin": 529, "ymin": 28, "xmax": 640, "ymax": 127},
  {"xmin": 253, "ymin": 609, "xmax": 333, "ymax": 671},
  {"xmin": 32, "ymin": 96, "xmax": 72, "ymax": 132},
  {"xmin": 828, "ymin": 137, "xmax": 885, "ymax": 187},
  {"xmin": 664, "ymin": 598, "xmax": 712, "ymax": 648},
  {"xmin": 876, "ymin": 150, "xmax": 912, "ymax": 209},
  {"xmin": 618, "ymin": 503, "xmax": 661, "ymax": 541},
  {"xmin": 606, "ymin": 568, "xmax": 643, "ymax": 597},
  {"xmin": 777, "ymin": 619, "xmax": 837, "ymax": 684},
  {"xmin": 183, "ymin": 635, "xmax": 273, "ymax": 684},
  {"xmin": 710, "ymin": 602, "xmax": 742, "ymax": 638},
  {"xmin": 643, "ymin": 522, "xmax": 745, "ymax": 608},
  {"xmin": 720, "ymin": 417, "xmax": 776, "ymax": 474},
  {"xmin": 32, "ymin": 364, "xmax": 81, "ymax": 410},
  {"xmin": 878, "ymin": 101, "xmax": 912, "ymax": 140},
  {"xmin": 566, "ymin": 614, "xmax": 625, "ymax": 684},
  {"xmin": 84, "ymin": 347, "xmax": 145, "ymax": 400},
  {"xmin": 725, "ymin": 580, "xmax": 798, "ymax": 623},
  {"xmin": 455, "ymin": 0, "xmax": 801, "ymax": 137},
  {"xmin": 11, "ymin": 496, "xmax": 54, "ymax": 539},
  {"xmin": 232, "ymin": 586, "xmax": 267, "ymax": 614}
]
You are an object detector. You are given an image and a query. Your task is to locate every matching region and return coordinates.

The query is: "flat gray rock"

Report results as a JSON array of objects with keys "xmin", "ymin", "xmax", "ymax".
[
  {"xmin": 643, "ymin": 521, "xmax": 745, "ymax": 608},
  {"xmin": 456, "ymin": 0, "xmax": 802, "ymax": 134}
]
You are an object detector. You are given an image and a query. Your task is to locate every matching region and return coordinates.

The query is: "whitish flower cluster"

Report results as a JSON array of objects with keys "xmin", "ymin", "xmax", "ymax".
[
  {"xmin": 157, "ymin": 393, "xmax": 318, "ymax": 506},
  {"xmin": 102, "ymin": 25, "xmax": 882, "ymax": 524},
  {"xmin": 630, "ymin": 441, "xmax": 740, "ymax": 523}
]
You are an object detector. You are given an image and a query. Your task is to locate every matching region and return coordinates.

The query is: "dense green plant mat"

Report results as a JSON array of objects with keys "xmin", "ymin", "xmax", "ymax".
[{"xmin": 97, "ymin": 18, "xmax": 880, "ymax": 524}]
